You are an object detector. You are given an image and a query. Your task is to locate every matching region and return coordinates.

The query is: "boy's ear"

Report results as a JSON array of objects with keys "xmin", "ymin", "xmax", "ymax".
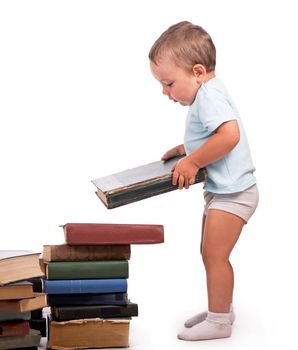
[{"xmin": 192, "ymin": 64, "xmax": 206, "ymax": 84}]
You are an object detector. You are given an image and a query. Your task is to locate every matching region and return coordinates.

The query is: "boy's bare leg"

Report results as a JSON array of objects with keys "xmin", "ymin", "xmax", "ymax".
[
  {"xmin": 179, "ymin": 209, "xmax": 244, "ymax": 340},
  {"xmin": 202, "ymin": 209, "xmax": 244, "ymax": 312}
]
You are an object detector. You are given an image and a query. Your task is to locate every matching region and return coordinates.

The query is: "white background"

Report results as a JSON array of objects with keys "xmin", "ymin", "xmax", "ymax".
[{"xmin": 1, "ymin": 1, "xmax": 297, "ymax": 349}]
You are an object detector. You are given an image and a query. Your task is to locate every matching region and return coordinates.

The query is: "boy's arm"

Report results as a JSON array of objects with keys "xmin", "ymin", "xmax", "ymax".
[{"xmin": 173, "ymin": 120, "xmax": 240, "ymax": 189}]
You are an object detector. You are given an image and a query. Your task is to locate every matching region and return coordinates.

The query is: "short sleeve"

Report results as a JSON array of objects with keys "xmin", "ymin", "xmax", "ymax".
[{"xmin": 197, "ymin": 88, "xmax": 238, "ymax": 133}]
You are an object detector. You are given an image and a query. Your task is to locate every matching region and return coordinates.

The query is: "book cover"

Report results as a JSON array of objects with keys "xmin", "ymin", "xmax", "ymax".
[
  {"xmin": 0, "ymin": 293, "xmax": 47, "ymax": 313},
  {"xmin": 47, "ymin": 317, "xmax": 130, "ymax": 349},
  {"xmin": 44, "ymin": 279, "xmax": 127, "ymax": 294},
  {"xmin": 47, "ymin": 292, "xmax": 128, "ymax": 307},
  {"xmin": 91, "ymin": 155, "xmax": 207, "ymax": 209},
  {"xmin": 0, "ymin": 329, "xmax": 41, "ymax": 350},
  {"xmin": 0, "ymin": 281, "xmax": 34, "ymax": 300},
  {"xmin": 0, "ymin": 320, "xmax": 30, "ymax": 337},
  {"xmin": 0, "ymin": 250, "xmax": 44, "ymax": 285},
  {"xmin": 63, "ymin": 222, "xmax": 164, "ymax": 245},
  {"xmin": 45, "ymin": 260, "xmax": 129, "ymax": 280},
  {"xmin": 42, "ymin": 244, "xmax": 131, "ymax": 261},
  {"xmin": 51, "ymin": 302, "xmax": 138, "ymax": 321}
]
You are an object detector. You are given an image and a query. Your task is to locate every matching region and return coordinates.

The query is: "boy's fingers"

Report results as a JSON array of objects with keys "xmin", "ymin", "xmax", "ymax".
[
  {"xmin": 172, "ymin": 171, "xmax": 179, "ymax": 185},
  {"xmin": 189, "ymin": 176, "xmax": 196, "ymax": 185},
  {"xmin": 184, "ymin": 178, "xmax": 190, "ymax": 189},
  {"xmin": 178, "ymin": 175, "xmax": 185, "ymax": 189}
]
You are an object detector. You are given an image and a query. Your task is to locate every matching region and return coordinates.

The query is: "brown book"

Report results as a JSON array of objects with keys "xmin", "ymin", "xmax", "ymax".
[
  {"xmin": 0, "ymin": 293, "xmax": 47, "ymax": 313},
  {"xmin": 42, "ymin": 244, "xmax": 131, "ymax": 261},
  {"xmin": 63, "ymin": 223, "xmax": 164, "ymax": 245},
  {"xmin": 0, "ymin": 250, "xmax": 44, "ymax": 285},
  {"xmin": 0, "ymin": 281, "xmax": 34, "ymax": 300},
  {"xmin": 0, "ymin": 320, "xmax": 30, "ymax": 337},
  {"xmin": 48, "ymin": 317, "xmax": 130, "ymax": 349}
]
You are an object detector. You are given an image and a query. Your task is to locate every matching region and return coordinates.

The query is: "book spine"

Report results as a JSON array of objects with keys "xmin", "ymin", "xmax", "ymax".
[
  {"xmin": 43, "ymin": 245, "xmax": 131, "ymax": 261},
  {"xmin": 64, "ymin": 223, "xmax": 164, "ymax": 245},
  {"xmin": 0, "ymin": 320, "xmax": 30, "ymax": 337},
  {"xmin": 46, "ymin": 260, "xmax": 129, "ymax": 279},
  {"xmin": 47, "ymin": 292, "xmax": 128, "ymax": 307},
  {"xmin": 0, "ymin": 311, "xmax": 31, "ymax": 322},
  {"xmin": 51, "ymin": 303, "xmax": 138, "ymax": 321},
  {"xmin": 44, "ymin": 279, "xmax": 127, "ymax": 294}
]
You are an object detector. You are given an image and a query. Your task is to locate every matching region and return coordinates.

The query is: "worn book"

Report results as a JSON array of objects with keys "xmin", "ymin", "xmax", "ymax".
[
  {"xmin": 47, "ymin": 292, "xmax": 128, "ymax": 307},
  {"xmin": 42, "ymin": 244, "xmax": 131, "ymax": 261},
  {"xmin": 63, "ymin": 222, "xmax": 164, "ymax": 245},
  {"xmin": 0, "ymin": 281, "xmax": 33, "ymax": 300},
  {"xmin": 45, "ymin": 260, "xmax": 129, "ymax": 280},
  {"xmin": 44, "ymin": 278, "xmax": 127, "ymax": 294},
  {"xmin": 47, "ymin": 317, "xmax": 130, "ymax": 349},
  {"xmin": 0, "ymin": 328, "xmax": 41, "ymax": 350},
  {"xmin": 0, "ymin": 250, "xmax": 44, "ymax": 285},
  {"xmin": 51, "ymin": 302, "xmax": 138, "ymax": 321},
  {"xmin": 0, "ymin": 320, "xmax": 30, "ymax": 337},
  {"xmin": 0, "ymin": 311, "xmax": 31, "ymax": 322},
  {"xmin": 91, "ymin": 155, "xmax": 207, "ymax": 209},
  {"xmin": 0, "ymin": 293, "xmax": 47, "ymax": 313}
]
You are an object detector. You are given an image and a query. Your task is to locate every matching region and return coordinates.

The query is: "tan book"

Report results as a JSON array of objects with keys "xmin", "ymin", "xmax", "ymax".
[
  {"xmin": 0, "ymin": 250, "xmax": 44, "ymax": 285},
  {"xmin": 42, "ymin": 244, "xmax": 131, "ymax": 261},
  {"xmin": 48, "ymin": 317, "xmax": 130, "ymax": 349},
  {"xmin": 0, "ymin": 281, "xmax": 34, "ymax": 300},
  {"xmin": 0, "ymin": 293, "xmax": 47, "ymax": 313}
]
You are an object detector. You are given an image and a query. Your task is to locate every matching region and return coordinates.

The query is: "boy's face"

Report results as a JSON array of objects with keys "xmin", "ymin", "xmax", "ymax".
[{"xmin": 150, "ymin": 58, "xmax": 199, "ymax": 106}]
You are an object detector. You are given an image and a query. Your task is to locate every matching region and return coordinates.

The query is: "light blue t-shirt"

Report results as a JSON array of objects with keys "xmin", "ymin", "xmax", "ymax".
[{"xmin": 184, "ymin": 77, "xmax": 256, "ymax": 194}]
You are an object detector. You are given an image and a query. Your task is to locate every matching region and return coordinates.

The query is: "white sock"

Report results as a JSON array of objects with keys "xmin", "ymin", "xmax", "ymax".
[
  {"xmin": 178, "ymin": 311, "xmax": 232, "ymax": 341},
  {"xmin": 184, "ymin": 304, "xmax": 235, "ymax": 328}
]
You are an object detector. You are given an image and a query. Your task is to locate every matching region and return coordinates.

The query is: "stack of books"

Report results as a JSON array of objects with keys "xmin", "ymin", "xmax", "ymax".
[
  {"xmin": 0, "ymin": 250, "xmax": 46, "ymax": 350},
  {"xmin": 42, "ymin": 222, "xmax": 164, "ymax": 349}
]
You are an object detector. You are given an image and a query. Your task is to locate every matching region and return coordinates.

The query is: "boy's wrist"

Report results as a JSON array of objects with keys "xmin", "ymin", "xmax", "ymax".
[{"xmin": 187, "ymin": 153, "xmax": 202, "ymax": 169}]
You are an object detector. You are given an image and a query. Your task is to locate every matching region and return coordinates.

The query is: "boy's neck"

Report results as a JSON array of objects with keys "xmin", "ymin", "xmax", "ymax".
[{"xmin": 203, "ymin": 71, "xmax": 216, "ymax": 84}]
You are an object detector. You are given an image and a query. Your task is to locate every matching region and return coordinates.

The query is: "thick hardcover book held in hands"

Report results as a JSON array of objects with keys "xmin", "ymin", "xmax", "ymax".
[{"xmin": 91, "ymin": 155, "xmax": 207, "ymax": 209}]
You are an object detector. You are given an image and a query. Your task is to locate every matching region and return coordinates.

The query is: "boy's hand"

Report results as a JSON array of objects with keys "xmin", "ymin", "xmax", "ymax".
[
  {"xmin": 172, "ymin": 156, "xmax": 200, "ymax": 189},
  {"xmin": 161, "ymin": 144, "xmax": 185, "ymax": 160}
]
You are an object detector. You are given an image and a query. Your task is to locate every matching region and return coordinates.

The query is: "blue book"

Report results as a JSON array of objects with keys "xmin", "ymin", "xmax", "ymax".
[{"xmin": 44, "ymin": 279, "xmax": 127, "ymax": 294}]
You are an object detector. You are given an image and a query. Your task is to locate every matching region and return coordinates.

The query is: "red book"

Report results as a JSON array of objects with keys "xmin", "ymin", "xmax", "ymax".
[
  {"xmin": 63, "ymin": 223, "xmax": 164, "ymax": 245},
  {"xmin": 0, "ymin": 320, "xmax": 30, "ymax": 337}
]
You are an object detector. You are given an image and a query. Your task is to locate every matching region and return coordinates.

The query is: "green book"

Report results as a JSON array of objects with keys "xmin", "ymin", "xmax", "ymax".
[
  {"xmin": 91, "ymin": 155, "xmax": 207, "ymax": 209},
  {"xmin": 45, "ymin": 260, "xmax": 129, "ymax": 279}
]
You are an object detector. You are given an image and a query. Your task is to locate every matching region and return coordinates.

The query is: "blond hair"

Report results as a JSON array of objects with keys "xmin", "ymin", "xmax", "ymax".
[{"xmin": 149, "ymin": 21, "xmax": 216, "ymax": 73}]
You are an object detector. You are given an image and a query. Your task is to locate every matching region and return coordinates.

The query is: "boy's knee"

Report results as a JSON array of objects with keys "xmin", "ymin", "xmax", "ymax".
[{"xmin": 201, "ymin": 250, "xmax": 228, "ymax": 268}]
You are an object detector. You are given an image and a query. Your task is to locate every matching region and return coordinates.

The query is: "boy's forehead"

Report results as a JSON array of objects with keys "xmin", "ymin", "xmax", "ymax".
[{"xmin": 150, "ymin": 59, "xmax": 177, "ymax": 80}]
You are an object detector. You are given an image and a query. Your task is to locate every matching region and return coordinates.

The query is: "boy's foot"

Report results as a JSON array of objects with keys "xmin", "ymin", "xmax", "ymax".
[
  {"xmin": 184, "ymin": 309, "xmax": 235, "ymax": 328},
  {"xmin": 178, "ymin": 312, "xmax": 232, "ymax": 341}
]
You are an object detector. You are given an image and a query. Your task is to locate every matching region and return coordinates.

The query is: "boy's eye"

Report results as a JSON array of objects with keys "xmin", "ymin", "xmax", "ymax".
[{"xmin": 166, "ymin": 82, "xmax": 173, "ymax": 87}]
